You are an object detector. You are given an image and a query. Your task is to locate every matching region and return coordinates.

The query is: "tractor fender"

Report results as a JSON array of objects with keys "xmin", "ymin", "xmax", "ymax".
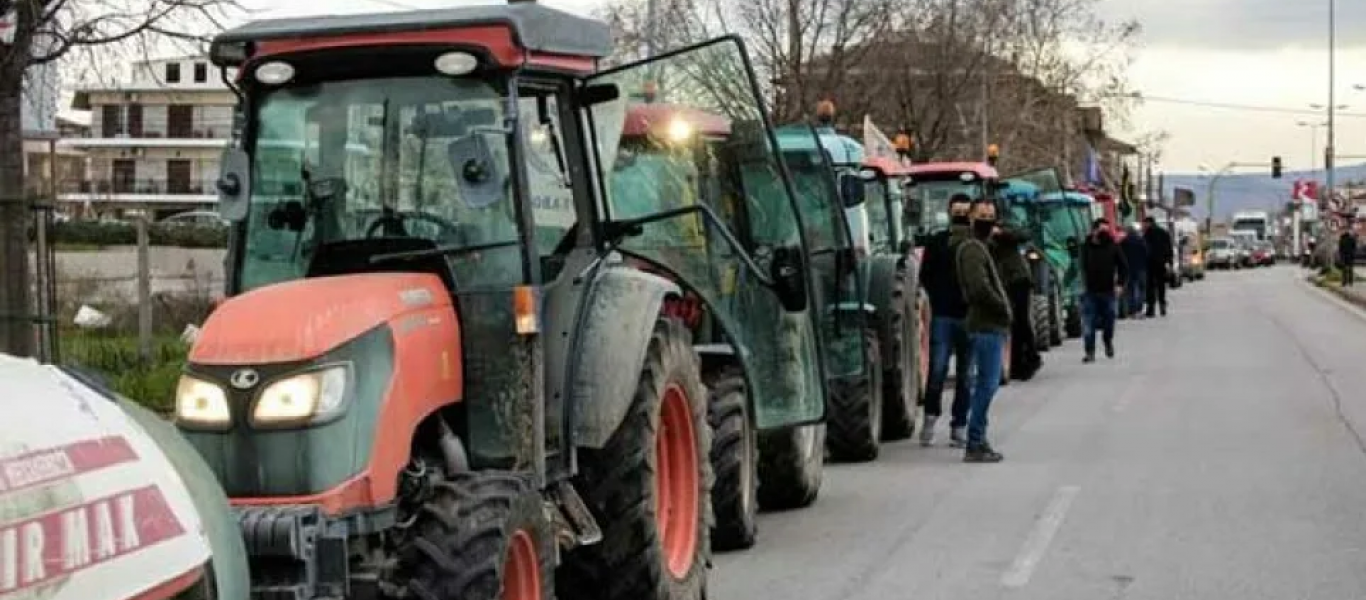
[
  {"xmin": 863, "ymin": 254, "xmax": 910, "ymax": 358},
  {"xmin": 570, "ymin": 264, "xmax": 682, "ymax": 449}
]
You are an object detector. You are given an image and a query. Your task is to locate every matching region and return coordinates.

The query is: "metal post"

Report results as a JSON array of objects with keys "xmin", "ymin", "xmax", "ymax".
[
  {"xmin": 136, "ymin": 217, "xmax": 152, "ymax": 364},
  {"xmin": 645, "ymin": 0, "xmax": 657, "ymax": 58}
]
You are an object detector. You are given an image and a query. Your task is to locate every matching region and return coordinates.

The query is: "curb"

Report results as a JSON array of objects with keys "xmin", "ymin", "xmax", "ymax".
[{"xmin": 1303, "ymin": 275, "xmax": 1366, "ymax": 320}]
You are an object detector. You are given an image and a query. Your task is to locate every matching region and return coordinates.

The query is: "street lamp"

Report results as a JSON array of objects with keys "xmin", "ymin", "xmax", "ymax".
[
  {"xmin": 1298, "ymin": 120, "xmax": 1329, "ymax": 171},
  {"xmin": 1197, "ymin": 162, "xmax": 1237, "ymax": 236}
]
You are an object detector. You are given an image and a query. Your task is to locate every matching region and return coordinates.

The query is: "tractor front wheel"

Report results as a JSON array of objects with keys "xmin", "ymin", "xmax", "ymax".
[
  {"xmin": 394, "ymin": 472, "xmax": 551, "ymax": 600},
  {"xmin": 826, "ymin": 328, "xmax": 884, "ymax": 462},
  {"xmin": 1048, "ymin": 284, "xmax": 1064, "ymax": 347},
  {"xmin": 1030, "ymin": 293, "xmax": 1050, "ymax": 354},
  {"xmin": 881, "ymin": 284, "xmax": 918, "ymax": 442},
  {"xmin": 706, "ymin": 367, "xmax": 757, "ymax": 551},
  {"xmin": 558, "ymin": 319, "xmax": 711, "ymax": 600},
  {"xmin": 757, "ymin": 424, "xmax": 825, "ymax": 510}
]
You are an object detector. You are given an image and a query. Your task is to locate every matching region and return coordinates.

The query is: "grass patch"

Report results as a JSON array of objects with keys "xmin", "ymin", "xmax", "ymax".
[
  {"xmin": 52, "ymin": 242, "xmax": 106, "ymax": 252},
  {"xmin": 61, "ymin": 330, "xmax": 188, "ymax": 414}
]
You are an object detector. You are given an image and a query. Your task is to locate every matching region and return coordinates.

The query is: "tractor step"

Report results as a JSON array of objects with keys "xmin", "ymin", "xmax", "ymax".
[{"xmin": 549, "ymin": 480, "xmax": 603, "ymax": 548}]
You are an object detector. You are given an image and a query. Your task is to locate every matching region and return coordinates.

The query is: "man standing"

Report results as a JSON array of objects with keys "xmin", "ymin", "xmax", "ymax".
[
  {"xmin": 917, "ymin": 194, "xmax": 974, "ymax": 447},
  {"xmin": 1338, "ymin": 226, "xmax": 1357, "ymax": 286},
  {"xmin": 1079, "ymin": 219, "xmax": 1128, "ymax": 362},
  {"xmin": 1141, "ymin": 217, "xmax": 1173, "ymax": 317},
  {"xmin": 990, "ymin": 222, "xmax": 1040, "ymax": 380},
  {"xmin": 1119, "ymin": 224, "xmax": 1148, "ymax": 318},
  {"xmin": 954, "ymin": 198, "xmax": 1011, "ymax": 463}
]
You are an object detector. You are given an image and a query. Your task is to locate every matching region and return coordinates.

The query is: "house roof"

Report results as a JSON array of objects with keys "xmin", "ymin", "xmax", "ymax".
[{"xmin": 212, "ymin": 2, "xmax": 612, "ymax": 66}]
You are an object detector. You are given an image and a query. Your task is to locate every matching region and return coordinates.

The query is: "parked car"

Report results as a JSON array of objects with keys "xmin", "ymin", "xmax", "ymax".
[
  {"xmin": 1206, "ymin": 237, "xmax": 1238, "ymax": 269},
  {"xmin": 159, "ymin": 209, "xmax": 228, "ymax": 228},
  {"xmin": 1250, "ymin": 240, "xmax": 1276, "ymax": 267},
  {"xmin": 1179, "ymin": 235, "xmax": 1205, "ymax": 280}
]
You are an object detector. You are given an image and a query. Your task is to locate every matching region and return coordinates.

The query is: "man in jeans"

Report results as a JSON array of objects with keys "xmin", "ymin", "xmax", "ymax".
[
  {"xmin": 954, "ymin": 198, "xmax": 1012, "ymax": 463},
  {"xmin": 1079, "ymin": 218, "xmax": 1128, "ymax": 362},
  {"xmin": 917, "ymin": 194, "xmax": 974, "ymax": 447}
]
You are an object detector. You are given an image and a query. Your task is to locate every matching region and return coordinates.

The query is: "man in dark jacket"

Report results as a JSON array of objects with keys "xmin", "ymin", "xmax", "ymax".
[
  {"xmin": 1119, "ymin": 224, "xmax": 1148, "ymax": 318},
  {"xmin": 1141, "ymin": 217, "xmax": 1174, "ymax": 316},
  {"xmin": 954, "ymin": 198, "xmax": 1012, "ymax": 463},
  {"xmin": 990, "ymin": 223, "xmax": 1040, "ymax": 380},
  {"xmin": 917, "ymin": 194, "xmax": 974, "ymax": 447},
  {"xmin": 1339, "ymin": 227, "xmax": 1358, "ymax": 286},
  {"xmin": 1079, "ymin": 218, "xmax": 1128, "ymax": 362}
]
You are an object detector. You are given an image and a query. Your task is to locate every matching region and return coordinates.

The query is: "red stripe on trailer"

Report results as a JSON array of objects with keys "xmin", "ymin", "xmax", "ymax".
[{"xmin": 0, "ymin": 436, "xmax": 139, "ymax": 496}]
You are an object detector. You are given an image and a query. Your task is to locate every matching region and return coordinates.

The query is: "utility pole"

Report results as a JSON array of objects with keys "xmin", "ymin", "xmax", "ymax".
[
  {"xmin": 644, "ymin": 0, "xmax": 657, "ymax": 58},
  {"xmin": 1326, "ymin": 0, "xmax": 1337, "ymax": 207}
]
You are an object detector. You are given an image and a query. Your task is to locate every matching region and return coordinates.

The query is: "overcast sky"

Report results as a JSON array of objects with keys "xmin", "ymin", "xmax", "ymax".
[{"xmin": 234, "ymin": 0, "xmax": 1366, "ymax": 174}]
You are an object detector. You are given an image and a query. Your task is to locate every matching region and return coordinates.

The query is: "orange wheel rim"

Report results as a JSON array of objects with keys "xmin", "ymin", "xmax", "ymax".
[
  {"xmin": 502, "ymin": 530, "xmax": 540, "ymax": 600},
  {"xmin": 655, "ymin": 383, "xmax": 700, "ymax": 579}
]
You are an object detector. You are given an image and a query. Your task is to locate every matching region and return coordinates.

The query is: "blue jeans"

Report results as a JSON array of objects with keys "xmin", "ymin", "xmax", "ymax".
[
  {"xmin": 922, "ymin": 316, "xmax": 972, "ymax": 427},
  {"xmin": 967, "ymin": 331, "xmax": 1006, "ymax": 447},
  {"xmin": 1125, "ymin": 271, "xmax": 1146, "ymax": 315},
  {"xmin": 1081, "ymin": 292, "xmax": 1117, "ymax": 355}
]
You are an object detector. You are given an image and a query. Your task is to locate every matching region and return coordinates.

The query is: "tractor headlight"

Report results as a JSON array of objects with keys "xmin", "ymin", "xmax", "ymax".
[
  {"xmin": 252, "ymin": 365, "xmax": 349, "ymax": 426},
  {"xmin": 1027, "ymin": 250, "xmax": 1041, "ymax": 261},
  {"xmin": 175, "ymin": 376, "xmax": 230, "ymax": 427}
]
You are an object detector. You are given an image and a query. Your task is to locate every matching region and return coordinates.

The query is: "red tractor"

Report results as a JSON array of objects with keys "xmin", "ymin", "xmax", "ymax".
[{"xmin": 175, "ymin": 5, "xmax": 826, "ymax": 600}]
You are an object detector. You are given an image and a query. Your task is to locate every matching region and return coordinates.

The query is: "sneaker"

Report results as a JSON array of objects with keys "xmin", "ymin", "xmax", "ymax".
[
  {"xmin": 949, "ymin": 427, "xmax": 967, "ymax": 447},
  {"xmin": 1083, "ymin": 353, "xmax": 1095, "ymax": 363},
  {"xmin": 1104, "ymin": 342, "xmax": 1114, "ymax": 358},
  {"xmin": 964, "ymin": 444, "xmax": 1004, "ymax": 463},
  {"xmin": 920, "ymin": 415, "xmax": 938, "ymax": 447},
  {"xmin": 1160, "ymin": 306, "xmax": 1167, "ymax": 317}
]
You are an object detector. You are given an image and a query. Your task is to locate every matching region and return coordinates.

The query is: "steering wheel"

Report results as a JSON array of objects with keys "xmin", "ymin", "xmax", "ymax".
[{"xmin": 365, "ymin": 211, "xmax": 465, "ymax": 244}]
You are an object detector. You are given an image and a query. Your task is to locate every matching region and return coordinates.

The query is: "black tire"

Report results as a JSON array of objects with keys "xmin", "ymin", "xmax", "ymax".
[
  {"xmin": 558, "ymin": 319, "xmax": 712, "ymax": 600},
  {"xmin": 1030, "ymin": 293, "xmax": 1049, "ymax": 354},
  {"xmin": 1064, "ymin": 301, "xmax": 1082, "ymax": 338},
  {"xmin": 1048, "ymin": 284, "xmax": 1064, "ymax": 347},
  {"xmin": 880, "ymin": 274, "xmax": 918, "ymax": 442},
  {"xmin": 394, "ymin": 472, "xmax": 551, "ymax": 600},
  {"xmin": 705, "ymin": 367, "xmax": 757, "ymax": 551},
  {"xmin": 756, "ymin": 424, "xmax": 825, "ymax": 511},
  {"xmin": 826, "ymin": 327, "xmax": 883, "ymax": 462}
]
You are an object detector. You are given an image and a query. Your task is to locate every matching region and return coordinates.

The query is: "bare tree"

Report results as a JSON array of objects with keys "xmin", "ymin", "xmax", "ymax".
[{"xmin": 0, "ymin": 0, "xmax": 233, "ymax": 356}]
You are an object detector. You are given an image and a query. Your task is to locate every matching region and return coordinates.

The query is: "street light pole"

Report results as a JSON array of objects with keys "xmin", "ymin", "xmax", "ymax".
[
  {"xmin": 1297, "ymin": 121, "xmax": 1326, "ymax": 171},
  {"xmin": 1327, "ymin": 0, "xmax": 1336, "ymax": 202}
]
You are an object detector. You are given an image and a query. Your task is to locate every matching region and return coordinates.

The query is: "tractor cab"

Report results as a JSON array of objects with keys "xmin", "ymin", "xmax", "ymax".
[
  {"xmin": 903, "ymin": 162, "xmax": 1007, "ymax": 243},
  {"xmin": 858, "ymin": 156, "xmax": 913, "ymax": 255},
  {"xmin": 182, "ymin": 5, "xmax": 826, "ymax": 599}
]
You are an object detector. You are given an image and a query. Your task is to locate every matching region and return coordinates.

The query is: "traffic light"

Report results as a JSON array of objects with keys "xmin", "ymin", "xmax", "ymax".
[{"xmin": 1272, "ymin": 156, "xmax": 1283, "ymax": 179}]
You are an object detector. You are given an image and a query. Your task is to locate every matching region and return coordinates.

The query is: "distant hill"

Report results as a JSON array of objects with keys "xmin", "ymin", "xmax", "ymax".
[{"xmin": 1160, "ymin": 162, "xmax": 1366, "ymax": 220}]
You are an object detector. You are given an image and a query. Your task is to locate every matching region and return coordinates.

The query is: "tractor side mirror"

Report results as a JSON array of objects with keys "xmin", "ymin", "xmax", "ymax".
[
  {"xmin": 448, "ymin": 133, "xmax": 505, "ymax": 208},
  {"xmin": 769, "ymin": 246, "xmax": 808, "ymax": 313},
  {"xmin": 217, "ymin": 148, "xmax": 251, "ymax": 222},
  {"xmin": 581, "ymin": 83, "xmax": 621, "ymax": 107},
  {"xmin": 838, "ymin": 172, "xmax": 865, "ymax": 208}
]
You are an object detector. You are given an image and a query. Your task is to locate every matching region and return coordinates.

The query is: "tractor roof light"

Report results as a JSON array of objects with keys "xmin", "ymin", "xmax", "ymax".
[
  {"xmin": 987, "ymin": 143, "xmax": 1000, "ymax": 158},
  {"xmin": 435, "ymin": 51, "xmax": 480, "ymax": 76},
  {"xmin": 254, "ymin": 61, "xmax": 295, "ymax": 86},
  {"xmin": 667, "ymin": 118, "xmax": 694, "ymax": 143},
  {"xmin": 816, "ymin": 100, "xmax": 836, "ymax": 124}
]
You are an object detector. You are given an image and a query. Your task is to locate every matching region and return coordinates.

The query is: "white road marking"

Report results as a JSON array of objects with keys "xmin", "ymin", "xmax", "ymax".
[{"xmin": 1000, "ymin": 485, "xmax": 1081, "ymax": 589}]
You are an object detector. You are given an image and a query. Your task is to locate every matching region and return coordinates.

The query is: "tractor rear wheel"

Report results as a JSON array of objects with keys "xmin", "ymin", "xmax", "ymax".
[
  {"xmin": 558, "ymin": 318, "xmax": 711, "ymax": 600},
  {"xmin": 393, "ymin": 472, "xmax": 550, "ymax": 600},
  {"xmin": 756, "ymin": 424, "xmax": 825, "ymax": 510},
  {"xmin": 880, "ymin": 278, "xmax": 918, "ymax": 441},
  {"xmin": 826, "ymin": 327, "xmax": 883, "ymax": 462},
  {"xmin": 706, "ymin": 367, "xmax": 757, "ymax": 551}
]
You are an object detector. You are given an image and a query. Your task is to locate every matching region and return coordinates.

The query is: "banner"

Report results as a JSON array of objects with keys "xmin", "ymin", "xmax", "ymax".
[{"xmin": 862, "ymin": 115, "xmax": 898, "ymax": 162}]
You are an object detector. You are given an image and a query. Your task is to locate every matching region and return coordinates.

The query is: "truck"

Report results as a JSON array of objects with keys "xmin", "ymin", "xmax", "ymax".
[
  {"xmin": 184, "ymin": 8, "xmax": 831, "ymax": 600},
  {"xmin": 1231, "ymin": 210, "xmax": 1272, "ymax": 242}
]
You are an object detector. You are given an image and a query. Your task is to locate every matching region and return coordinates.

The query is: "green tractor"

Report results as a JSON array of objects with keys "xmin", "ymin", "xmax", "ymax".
[
  {"xmin": 178, "ymin": 12, "xmax": 828, "ymax": 600},
  {"xmin": 1040, "ymin": 189, "xmax": 1099, "ymax": 339},
  {"xmin": 764, "ymin": 113, "xmax": 928, "ymax": 464}
]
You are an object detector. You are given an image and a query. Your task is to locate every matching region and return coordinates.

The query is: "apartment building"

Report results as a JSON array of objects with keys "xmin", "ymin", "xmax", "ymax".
[{"xmin": 63, "ymin": 55, "xmax": 234, "ymax": 215}]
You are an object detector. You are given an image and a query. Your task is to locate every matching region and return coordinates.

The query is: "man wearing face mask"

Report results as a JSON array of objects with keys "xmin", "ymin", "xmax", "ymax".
[
  {"xmin": 917, "ymin": 193, "xmax": 975, "ymax": 447},
  {"xmin": 989, "ymin": 218, "xmax": 1041, "ymax": 381},
  {"xmin": 953, "ymin": 198, "xmax": 1012, "ymax": 463},
  {"xmin": 1079, "ymin": 218, "xmax": 1128, "ymax": 362}
]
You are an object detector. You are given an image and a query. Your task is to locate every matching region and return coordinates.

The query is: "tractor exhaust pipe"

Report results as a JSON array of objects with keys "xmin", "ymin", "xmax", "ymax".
[{"xmin": 435, "ymin": 419, "xmax": 470, "ymax": 474}]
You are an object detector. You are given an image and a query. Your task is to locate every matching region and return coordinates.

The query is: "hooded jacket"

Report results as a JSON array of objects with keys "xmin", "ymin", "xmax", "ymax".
[
  {"xmin": 1120, "ymin": 230, "xmax": 1148, "ymax": 274},
  {"xmin": 919, "ymin": 224, "xmax": 970, "ymax": 319},
  {"xmin": 1079, "ymin": 231, "xmax": 1129, "ymax": 294},
  {"xmin": 989, "ymin": 225, "xmax": 1033, "ymax": 287},
  {"xmin": 956, "ymin": 230, "xmax": 1013, "ymax": 333}
]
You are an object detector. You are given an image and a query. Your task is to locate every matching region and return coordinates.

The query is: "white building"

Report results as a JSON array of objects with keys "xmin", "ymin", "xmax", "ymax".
[{"xmin": 63, "ymin": 55, "xmax": 234, "ymax": 212}]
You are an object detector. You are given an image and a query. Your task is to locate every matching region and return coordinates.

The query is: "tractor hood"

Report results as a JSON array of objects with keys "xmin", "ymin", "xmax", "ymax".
[{"xmin": 190, "ymin": 273, "xmax": 451, "ymax": 365}]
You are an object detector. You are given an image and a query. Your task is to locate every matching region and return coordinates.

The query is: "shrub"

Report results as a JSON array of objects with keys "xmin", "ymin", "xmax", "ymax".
[
  {"xmin": 48, "ymin": 221, "xmax": 227, "ymax": 249},
  {"xmin": 62, "ymin": 331, "xmax": 188, "ymax": 414}
]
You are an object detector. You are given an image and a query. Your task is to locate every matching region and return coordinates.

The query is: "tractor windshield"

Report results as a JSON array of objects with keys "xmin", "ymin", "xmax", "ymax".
[
  {"xmin": 237, "ymin": 76, "xmax": 574, "ymax": 292},
  {"xmin": 907, "ymin": 179, "xmax": 984, "ymax": 235},
  {"xmin": 864, "ymin": 176, "xmax": 904, "ymax": 252}
]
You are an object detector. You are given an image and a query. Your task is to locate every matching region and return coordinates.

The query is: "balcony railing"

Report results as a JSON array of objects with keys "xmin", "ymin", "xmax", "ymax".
[{"xmin": 62, "ymin": 178, "xmax": 217, "ymax": 196}]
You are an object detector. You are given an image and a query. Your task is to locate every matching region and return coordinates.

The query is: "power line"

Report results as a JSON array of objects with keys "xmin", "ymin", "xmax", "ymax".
[{"xmin": 1130, "ymin": 94, "xmax": 1366, "ymax": 117}]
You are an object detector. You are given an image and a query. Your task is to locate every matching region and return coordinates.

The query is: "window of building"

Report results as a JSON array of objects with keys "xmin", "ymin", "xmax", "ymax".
[
  {"xmin": 165, "ymin": 62, "xmax": 181, "ymax": 83},
  {"xmin": 193, "ymin": 62, "xmax": 208, "ymax": 83}
]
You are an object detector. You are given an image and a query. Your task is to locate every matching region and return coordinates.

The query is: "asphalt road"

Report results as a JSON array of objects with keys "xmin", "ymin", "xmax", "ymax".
[{"xmin": 712, "ymin": 265, "xmax": 1366, "ymax": 600}]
